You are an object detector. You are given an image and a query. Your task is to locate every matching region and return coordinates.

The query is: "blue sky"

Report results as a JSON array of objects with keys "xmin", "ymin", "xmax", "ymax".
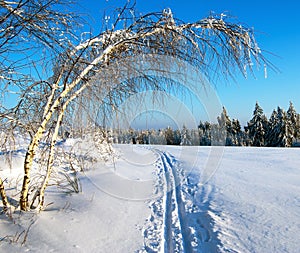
[
  {"xmin": 79, "ymin": 0, "xmax": 300, "ymax": 128},
  {"xmin": 2, "ymin": 1, "xmax": 298, "ymax": 129}
]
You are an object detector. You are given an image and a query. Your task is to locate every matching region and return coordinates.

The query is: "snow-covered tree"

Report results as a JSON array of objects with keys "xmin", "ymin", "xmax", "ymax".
[
  {"xmin": 0, "ymin": 1, "xmax": 271, "ymax": 211},
  {"xmin": 199, "ymin": 121, "xmax": 212, "ymax": 146},
  {"xmin": 189, "ymin": 129, "xmax": 199, "ymax": 146},
  {"xmin": 218, "ymin": 107, "xmax": 231, "ymax": 130},
  {"xmin": 217, "ymin": 107, "xmax": 233, "ymax": 145},
  {"xmin": 246, "ymin": 102, "xmax": 268, "ymax": 146},
  {"xmin": 180, "ymin": 125, "xmax": 192, "ymax": 146},
  {"xmin": 296, "ymin": 114, "xmax": 300, "ymax": 143},
  {"xmin": 147, "ymin": 129, "xmax": 158, "ymax": 145},
  {"xmin": 153, "ymin": 129, "xmax": 167, "ymax": 145},
  {"xmin": 232, "ymin": 119, "xmax": 243, "ymax": 146},
  {"xmin": 0, "ymin": 0, "xmax": 81, "ymax": 211},
  {"xmin": 265, "ymin": 109, "xmax": 277, "ymax": 146},
  {"xmin": 267, "ymin": 107, "xmax": 292, "ymax": 147},
  {"xmin": 164, "ymin": 127, "xmax": 175, "ymax": 145},
  {"xmin": 286, "ymin": 101, "xmax": 299, "ymax": 142},
  {"xmin": 173, "ymin": 129, "xmax": 182, "ymax": 145}
]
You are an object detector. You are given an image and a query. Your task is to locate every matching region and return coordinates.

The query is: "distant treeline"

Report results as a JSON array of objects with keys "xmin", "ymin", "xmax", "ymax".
[{"xmin": 102, "ymin": 102, "xmax": 300, "ymax": 147}]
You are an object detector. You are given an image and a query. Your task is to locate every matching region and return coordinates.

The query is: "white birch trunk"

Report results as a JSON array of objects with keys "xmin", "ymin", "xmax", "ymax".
[
  {"xmin": 31, "ymin": 107, "xmax": 65, "ymax": 211},
  {"xmin": 0, "ymin": 176, "xmax": 10, "ymax": 212},
  {"xmin": 19, "ymin": 58, "xmax": 100, "ymax": 210}
]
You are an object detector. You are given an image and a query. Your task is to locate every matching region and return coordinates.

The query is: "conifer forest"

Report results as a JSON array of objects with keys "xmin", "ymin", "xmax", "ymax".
[{"xmin": 101, "ymin": 102, "xmax": 300, "ymax": 147}]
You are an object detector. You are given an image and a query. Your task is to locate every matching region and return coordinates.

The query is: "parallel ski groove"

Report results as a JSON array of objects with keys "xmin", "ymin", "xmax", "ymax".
[
  {"xmin": 141, "ymin": 148, "xmax": 221, "ymax": 252},
  {"xmin": 161, "ymin": 153, "xmax": 175, "ymax": 253},
  {"xmin": 159, "ymin": 151, "xmax": 191, "ymax": 253},
  {"xmin": 163, "ymin": 153, "xmax": 194, "ymax": 253}
]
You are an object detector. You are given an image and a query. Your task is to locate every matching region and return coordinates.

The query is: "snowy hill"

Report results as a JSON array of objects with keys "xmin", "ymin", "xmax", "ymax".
[{"xmin": 1, "ymin": 144, "xmax": 300, "ymax": 252}]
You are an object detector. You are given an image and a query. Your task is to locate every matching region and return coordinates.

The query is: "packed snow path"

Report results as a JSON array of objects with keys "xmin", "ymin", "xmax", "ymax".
[
  {"xmin": 1, "ymin": 144, "xmax": 300, "ymax": 252},
  {"xmin": 160, "ymin": 151, "xmax": 189, "ymax": 252},
  {"xmin": 142, "ymin": 148, "xmax": 219, "ymax": 252}
]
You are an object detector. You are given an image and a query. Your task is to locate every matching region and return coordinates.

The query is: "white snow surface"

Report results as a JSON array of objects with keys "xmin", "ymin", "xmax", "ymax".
[{"xmin": 1, "ymin": 143, "xmax": 300, "ymax": 253}]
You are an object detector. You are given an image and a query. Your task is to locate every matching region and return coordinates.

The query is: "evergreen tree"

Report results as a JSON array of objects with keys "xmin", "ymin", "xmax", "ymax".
[
  {"xmin": 218, "ymin": 107, "xmax": 232, "ymax": 132},
  {"xmin": 296, "ymin": 114, "xmax": 300, "ymax": 143},
  {"xmin": 180, "ymin": 125, "xmax": 192, "ymax": 146},
  {"xmin": 232, "ymin": 119, "xmax": 242, "ymax": 146},
  {"xmin": 148, "ymin": 129, "xmax": 157, "ymax": 145},
  {"xmin": 173, "ymin": 129, "xmax": 182, "ymax": 145},
  {"xmin": 136, "ymin": 130, "xmax": 150, "ymax": 144},
  {"xmin": 100, "ymin": 101, "xmax": 299, "ymax": 148},
  {"xmin": 198, "ymin": 121, "xmax": 206, "ymax": 137},
  {"xmin": 247, "ymin": 102, "xmax": 268, "ymax": 147},
  {"xmin": 268, "ymin": 107, "xmax": 292, "ymax": 147},
  {"xmin": 165, "ymin": 127, "xmax": 175, "ymax": 145},
  {"xmin": 210, "ymin": 123, "xmax": 223, "ymax": 145},
  {"xmin": 155, "ymin": 129, "xmax": 167, "ymax": 145},
  {"xmin": 287, "ymin": 101, "xmax": 298, "ymax": 142},
  {"xmin": 190, "ymin": 129, "xmax": 200, "ymax": 145},
  {"xmin": 265, "ymin": 109, "xmax": 278, "ymax": 146},
  {"xmin": 199, "ymin": 121, "xmax": 211, "ymax": 146},
  {"xmin": 243, "ymin": 126, "xmax": 252, "ymax": 146},
  {"xmin": 217, "ymin": 107, "xmax": 233, "ymax": 146}
]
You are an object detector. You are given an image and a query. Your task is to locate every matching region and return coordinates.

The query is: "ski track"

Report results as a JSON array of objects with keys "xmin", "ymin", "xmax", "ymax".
[{"xmin": 142, "ymin": 148, "xmax": 219, "ymax": 253}]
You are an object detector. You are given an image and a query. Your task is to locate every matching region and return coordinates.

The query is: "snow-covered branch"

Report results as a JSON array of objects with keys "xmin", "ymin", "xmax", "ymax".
[{"xmin": 0, "ymin": 2, "xmax": 274, "ymax": 211}]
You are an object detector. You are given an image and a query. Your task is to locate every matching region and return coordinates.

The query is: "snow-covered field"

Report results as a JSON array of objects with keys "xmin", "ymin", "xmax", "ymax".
[{"xmin": 1, "ymin": 143, "xmax": 300, "ymax": 252}]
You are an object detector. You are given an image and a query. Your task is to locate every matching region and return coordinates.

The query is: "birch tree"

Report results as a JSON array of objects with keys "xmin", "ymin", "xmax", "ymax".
[
  {"xmin": 0, "ymin": 0, "xmax": 80, "ymax": 211},
  {"xmin": 1, "ymin": 1, "xmax": 272, "ymax": 211}
]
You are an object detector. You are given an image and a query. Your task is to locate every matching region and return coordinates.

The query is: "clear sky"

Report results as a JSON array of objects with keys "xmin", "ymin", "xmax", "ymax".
[{"xmin": 78, "ymin": 0, "xmax": 299, "ymax": 128}]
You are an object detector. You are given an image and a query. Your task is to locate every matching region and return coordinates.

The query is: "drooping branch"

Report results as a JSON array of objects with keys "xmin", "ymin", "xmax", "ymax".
[
  {"xmin": 64, "ymin": 10, "xmax": 271, "ymax": 91},
  {"xmin": 16, "ymin": 5, "xmax": 273, "ymax": 211}
]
